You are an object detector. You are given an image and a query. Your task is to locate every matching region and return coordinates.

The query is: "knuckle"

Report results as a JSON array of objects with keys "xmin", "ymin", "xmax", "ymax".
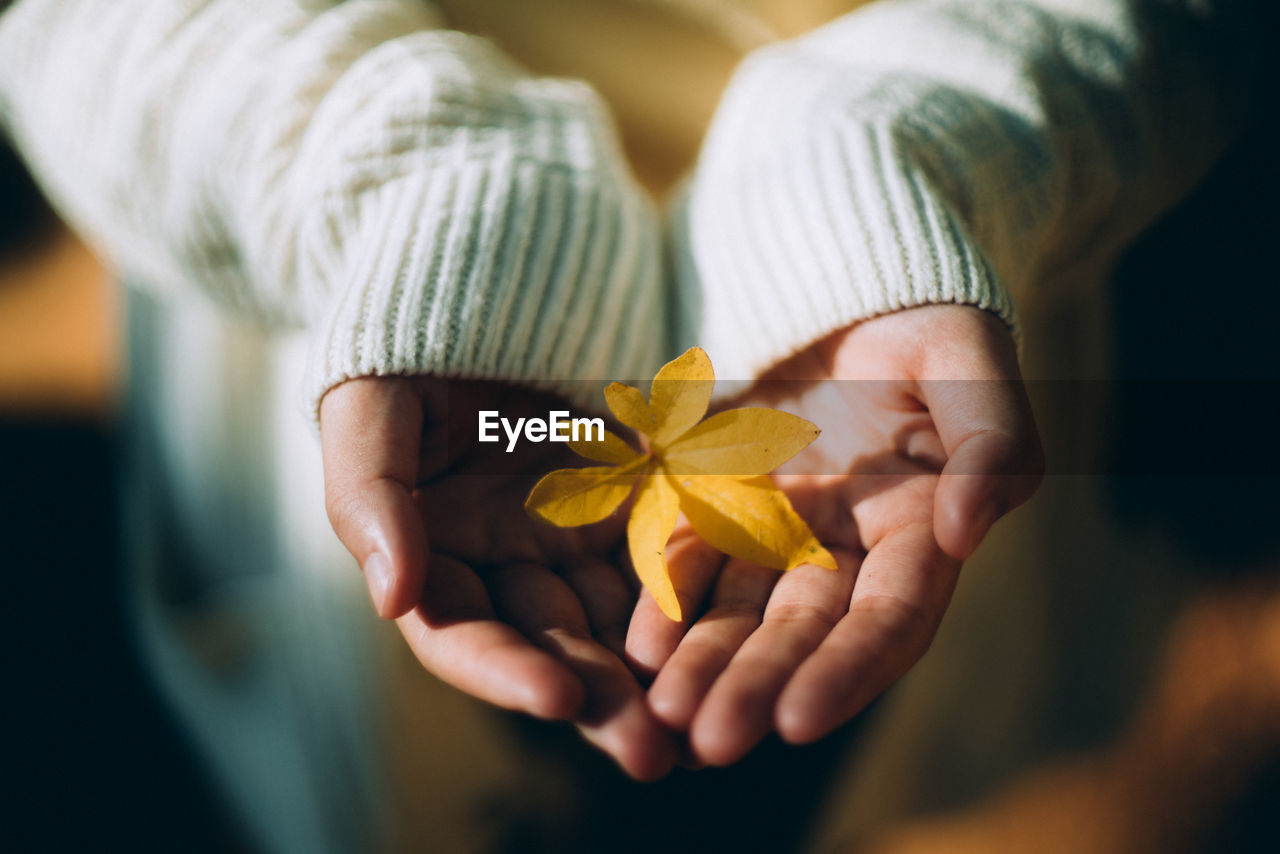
[
  {"xmin": 853, "ymin": 594, "xmax": 937, "ymax": 657},
  {"xmin": 324, "ymin": 486, "xmax": 365, "ymax": 534},
  {"xmin": 765, "ymin": 601, "xmax": 841, "ymax": 633}
]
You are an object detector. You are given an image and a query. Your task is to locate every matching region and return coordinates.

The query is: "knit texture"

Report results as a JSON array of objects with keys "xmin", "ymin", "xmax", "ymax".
[
  {"xmin": 0, "ymin": 0, "xmax": 1265, "ymax": 404},
  {"xmin": 0, "ymin": 0, "xmax": 666, "ymax": 418},
  {"xmin": 675, "ymin": 0, "xmax": 1263, "ymax": 380}
]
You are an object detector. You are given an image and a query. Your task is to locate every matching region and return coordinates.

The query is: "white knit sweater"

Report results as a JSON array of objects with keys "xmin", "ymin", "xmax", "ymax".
[{"xmin": 0, "ymin": 0, "xmax": 1264, "ymax": 414}]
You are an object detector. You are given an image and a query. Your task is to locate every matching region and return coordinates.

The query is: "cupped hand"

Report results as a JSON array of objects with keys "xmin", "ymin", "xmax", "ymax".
[
  {"xmin": 626, "ymin": 305, "xmax": 1044, "ymax": 766},
  {"xmin": 320, "ymin": 377, "xmax": 676, "ymax": 780}
]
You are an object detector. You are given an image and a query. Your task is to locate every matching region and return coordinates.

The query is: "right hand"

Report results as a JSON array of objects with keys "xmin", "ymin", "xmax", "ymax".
[{"xmin": 320, "ymin": 375, "xmax": 677, "ymax": 780}]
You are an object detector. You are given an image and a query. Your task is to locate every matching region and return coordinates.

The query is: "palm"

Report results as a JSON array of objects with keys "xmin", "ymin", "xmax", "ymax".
[
  {"xmin": 765, "ymin": 353, "xmax": 946, "ymax": 557},
  {"xmin": 627, "ymin": 306, "xmax": 1041, "ymax": 766},
  {"xmin": 409, "ymin": 380, "xmax": 622, "ymax": 565}
]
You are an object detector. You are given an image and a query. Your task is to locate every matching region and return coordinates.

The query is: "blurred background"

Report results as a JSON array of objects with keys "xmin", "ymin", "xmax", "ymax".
[
  {"xmin": 3, "ymin": 2, "xmax": 1279, "ymax": 851},
  {"xmin": 0, "ymin": 137, "xmax": 250, "ymax": 848}
]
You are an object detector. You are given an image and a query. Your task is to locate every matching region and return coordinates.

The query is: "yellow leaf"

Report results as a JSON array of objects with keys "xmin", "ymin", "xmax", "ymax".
[
  {"xmin": 627, "ymin": 472, "xmax": 683, "ymax": 621},
  {"xmin": 604, "ymin": 382, "xmax": 655, "ymax": 435},
  {"xmin": 663, "ymin": 408, "xmax": 820, "ymax": 476},
  {"xmin": 525, "ymin": 458, "xmax": 648, "ymax": 526},
  {"xmin": 670, "ymin": 473, "xmax": 837, "ymax": 572},
  {"xmin": 526, "ymin": 346, "xmax": 836, "ymax": 623},
  {"xmin": 648, "ymin": 347, "xmax": 714, "ymax": 448},
  {"xmin": 568, "ymin": 427, "xmax": 642, "ymax": 465}
]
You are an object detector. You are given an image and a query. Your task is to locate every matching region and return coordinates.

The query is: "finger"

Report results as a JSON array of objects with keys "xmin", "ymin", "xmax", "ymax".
[
  {"xmin": 624, "ymin": 524, "xmax": 724, "ymax": 678},
  {"xmin": 396, "ymin": 554, "xmax": 584, "ymax": 720},
  {"xmin": 321, "ymin": 377, "xmax": 428, "ymax": 618},
  {"xmin": 776, "ymin": 522, "xmax": 958, "ymax": 744},
  {"xmin": 647, "ymin": 559, "xmax": 777, "ymax": 730},
  {"xmin": 559, "ymin": 557, "xmax": 637, "ymax": 660},
  {"xmin": 688, "ymin": 551, "xmax": 859, "ymax": 766},
  {"xmin": 918, "ymin": 322, "xmax": 1043, "ymax": 559},
  {"xmin": 489, "ymin": 563, "xmax": 677, "ymax": 781}
]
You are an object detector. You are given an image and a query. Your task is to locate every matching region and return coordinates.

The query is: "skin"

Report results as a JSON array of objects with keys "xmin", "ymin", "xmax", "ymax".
[
  {"xmin": 633, "ymin": 304, "xmax": 1044, "ymax": 765},
  {"xmin": 319, "ymin": 303, "xmax": 1043, "ymax": 778},
  {"xmin": 320, "ymin": 379, "xmax": 678, "ymax": 780}
]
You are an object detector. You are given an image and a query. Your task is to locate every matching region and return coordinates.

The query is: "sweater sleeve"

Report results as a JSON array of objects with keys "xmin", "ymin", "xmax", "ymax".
[
  {"xmin": 0, "ymin": 0, "xmax": 666, "ymax": 415},
  {"xmin": 671, "ymin": 0, "xmax": 1265, "ymax": 379}
]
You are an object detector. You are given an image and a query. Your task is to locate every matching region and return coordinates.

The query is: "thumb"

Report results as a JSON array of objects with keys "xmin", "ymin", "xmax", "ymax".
[
  {"xmin": 918, "ymin": 318, "xmax": 1043, "ymax": 560},
  {"xmin": 320, "ymin": 376, "xmax": 429, "ymax": 618}
]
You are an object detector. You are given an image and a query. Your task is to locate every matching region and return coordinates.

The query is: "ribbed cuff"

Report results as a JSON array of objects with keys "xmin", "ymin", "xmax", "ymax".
[
  {"xmin": 304, "ymin": 152, "xmax": 666, "ymax": 420},
  {"xmin": 673, "ymin": 47, "xmax": 1017, "ymax": 382}
]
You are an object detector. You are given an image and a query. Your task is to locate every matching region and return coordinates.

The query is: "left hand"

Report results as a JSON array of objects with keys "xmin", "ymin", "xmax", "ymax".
[{"xmin": 625, "ymin": 304, "xmax": 1044, "ymax": 766}]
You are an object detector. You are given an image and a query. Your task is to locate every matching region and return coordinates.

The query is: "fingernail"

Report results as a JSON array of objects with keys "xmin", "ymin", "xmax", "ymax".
[{"xmin": 364, "ymin": 552, "xmax": 394, "ymax": 616}]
